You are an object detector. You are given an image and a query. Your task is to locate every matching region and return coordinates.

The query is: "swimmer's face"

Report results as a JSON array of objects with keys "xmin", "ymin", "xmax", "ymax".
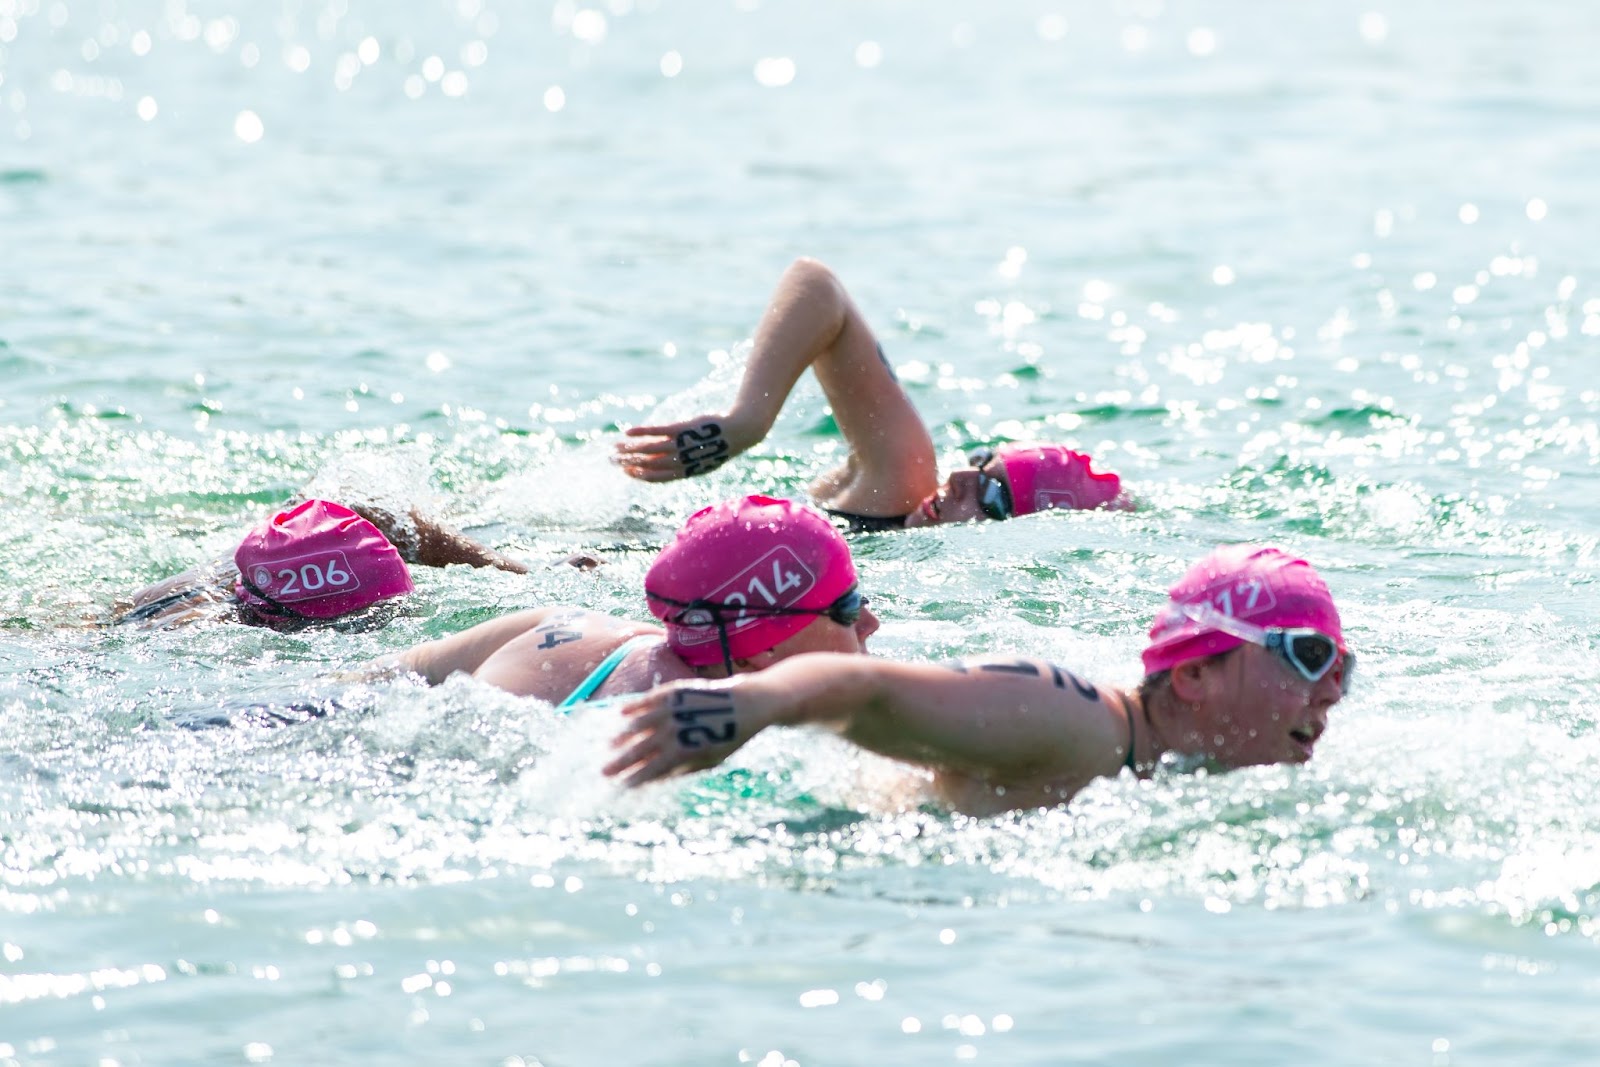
[
  {"xmin": 903, "ymin": 462, "xmax": 1015, "ymax": 528},
  {"xmin": 764, "ymin": 597, "xmax": 880, "ymax": 660},
  {"xmin": 1187, "ymin": 643, "xmax": 1346, "ymax": 768}
]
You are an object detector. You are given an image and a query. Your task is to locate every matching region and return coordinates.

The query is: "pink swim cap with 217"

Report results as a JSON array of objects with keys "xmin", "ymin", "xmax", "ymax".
[{"xmin": 1141, "ymin": 544, "xmax": 1344, "ymax": 676}]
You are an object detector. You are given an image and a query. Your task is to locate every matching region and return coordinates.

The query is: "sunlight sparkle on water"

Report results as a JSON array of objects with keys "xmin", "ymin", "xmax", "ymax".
[
  {"xmin": 754, "ymin": 57, "xmax": 796, "ymax": 87},
  {"xmin": 1186, "ymin": 28, "xmax": 1217, "ymax": 56},
  {"xmin": 233, "ymin": 110, "xmax": 263, "ymax": 143},
  {"xmin": 571, "ymin": 9, "xmax": 607, "ymax": 45}
]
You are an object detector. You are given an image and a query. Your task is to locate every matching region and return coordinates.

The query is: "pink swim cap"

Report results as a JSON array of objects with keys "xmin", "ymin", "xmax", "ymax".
[
  {"xmin": 1142, "ymin": 544, "xmax": 1344, "ymax": 676},
  {"xmin": 645, "ymin": 495, "xmax": 857, "ymax": 666},
  {"xmin": 992, "ymin": 443, "xmax": 1125, "ymax": 516},
  {"xmin": 234, "ymin": 499, "xmax": 415, "ymax": 620}
]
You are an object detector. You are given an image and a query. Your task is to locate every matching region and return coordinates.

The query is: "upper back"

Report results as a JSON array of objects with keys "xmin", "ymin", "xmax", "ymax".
[{"xmin": 471, "ymin": 610, "xmax": 696, "ymax": 703}]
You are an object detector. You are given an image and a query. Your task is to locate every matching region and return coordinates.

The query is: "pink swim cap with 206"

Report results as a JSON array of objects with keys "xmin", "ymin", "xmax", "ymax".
[
  {"xmin": 992, "ymin": 443, "xmax": 1126, "ymax": 516},
  {"xmin": 645, "ymin": 495, "xmax": 857, "ymax": 666},
  {"xmin": 1141, "ymin": 544, "xmax": 1344, "ymax": 676},
  {"xmin": 234, "ymin": 499, "xmax": 414, "ymax": 620}
]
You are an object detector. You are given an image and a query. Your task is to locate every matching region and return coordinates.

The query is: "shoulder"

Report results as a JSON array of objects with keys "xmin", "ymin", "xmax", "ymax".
[{"xmin": 473, "ymin": 616, "xmax": 667, "ymax": 701}]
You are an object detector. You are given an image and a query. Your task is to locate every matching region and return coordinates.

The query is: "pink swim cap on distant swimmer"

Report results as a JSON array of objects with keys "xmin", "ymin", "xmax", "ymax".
[
  {"xmin": 234, "ymin": 499, "xmax": 414, "ymax": 620},
  {"xmin": 645, "ymin": 495, "xmax": 857, "ymax": 666},
  {"xmin": 992, "ymin": 443, "xmax": 1125, "ymax": 516},
  {"xmin": 1141, "ymin": 544, "xmax": 1344, "ymax": 676}
]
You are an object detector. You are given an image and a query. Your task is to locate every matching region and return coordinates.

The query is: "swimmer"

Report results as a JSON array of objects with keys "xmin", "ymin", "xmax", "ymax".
[
  {"xmin": 387, "ymin": 495, "xmax": 879, "ymax": 705},
  {"xmin": 110, "ymin": 498, "xmax": 529, "ymax": 628},
  {"xmin": 614, "ymin": 257, "xmax": 1128, "ymax": 531},
  {"xmin": 604, "ymin": 544, "xmax": 1353, "ymax": 815}
]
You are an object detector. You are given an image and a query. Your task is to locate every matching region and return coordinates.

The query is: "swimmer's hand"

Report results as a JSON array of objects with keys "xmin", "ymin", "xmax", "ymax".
[
  {"xmin": 612, "ymin": 412, "xmax": 765, "ymax": 482},
  {"xmin": 604, "ymin": 677, "xmax": 777, "ymax": 786}
]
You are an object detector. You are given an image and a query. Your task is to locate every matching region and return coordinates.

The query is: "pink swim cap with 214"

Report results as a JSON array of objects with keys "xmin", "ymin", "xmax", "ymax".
[{"xmin": 645, "ymin": 495, "xmax": 857, "ymax": 666}]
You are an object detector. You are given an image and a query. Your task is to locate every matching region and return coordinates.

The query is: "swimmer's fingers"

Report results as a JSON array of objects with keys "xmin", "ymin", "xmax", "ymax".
[
  {"xmin": 613, "ymin": 432, "xmax": 676, "ymax": 456},
  {"xmin": 603, "ymin": 718, "xmax": 699, "ymax": 787},
  {"xmin": 605, "ymin": 687, "xmax": 745, "ymax": 786},
  {"xmin": 614, "ymin": 417, "xmax": 741, "ymax": 481},
  {"xmin": 612, "ymin": 448, "xmax": 691, "ymax": 483},
  {"xmin": 613, "ymin": 432, "xmax": 690, "ymax": 482}
]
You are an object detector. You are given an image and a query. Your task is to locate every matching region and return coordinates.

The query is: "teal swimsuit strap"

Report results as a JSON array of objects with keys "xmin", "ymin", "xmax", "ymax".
[{"xmin": 556, "ymin": 634, "xmax": 662, "ymax": 709}]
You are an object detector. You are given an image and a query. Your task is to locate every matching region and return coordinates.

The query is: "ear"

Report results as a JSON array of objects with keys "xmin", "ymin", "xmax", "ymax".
[{"xmin": 1168, "ymin": 657, "xmax": 1213, "ymax": 704}]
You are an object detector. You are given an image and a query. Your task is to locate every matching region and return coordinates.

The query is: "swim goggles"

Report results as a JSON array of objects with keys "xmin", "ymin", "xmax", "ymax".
[
  {"xmin": 646, "ymin": 585, "xmax": 868, "ymax": 672},
  {"xmin": 1177, "ymin": 601, "xmax": 1354, "ymax": 694},
  {"xmin": 967, "ymin": 447, "xmax": 1015, "ymax": 521}
]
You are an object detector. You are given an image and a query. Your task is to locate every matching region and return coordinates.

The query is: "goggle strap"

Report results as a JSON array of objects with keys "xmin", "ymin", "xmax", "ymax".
[{"xmin": 238, "ymin": 575, "xmax": 307, "ymax": 619}]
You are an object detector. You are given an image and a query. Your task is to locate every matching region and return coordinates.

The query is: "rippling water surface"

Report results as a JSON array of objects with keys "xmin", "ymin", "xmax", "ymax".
[{"xmin": 3, "ymin": 1, "xmax": 1599, "ymax": 1064}]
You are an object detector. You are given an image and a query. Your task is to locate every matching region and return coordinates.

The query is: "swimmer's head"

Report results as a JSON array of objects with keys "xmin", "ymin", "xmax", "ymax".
[
  {"xmin": 1142, "ymin": 544, "xmax": 1345, "ymax": 676},
  {"xmin": 990, "ymin": 443, "xmax": 1126, "ymax": 516},
  {"xmin": 904, "ymin": 443, "xmax": 1125, "ymax": 526},
  {"xmin": 234, "ymin": 499, "xmax": 415, "ymax": 620},
  {"xmin": 645, "ymin": 495, "xmax": 859, "ymax": 668}
]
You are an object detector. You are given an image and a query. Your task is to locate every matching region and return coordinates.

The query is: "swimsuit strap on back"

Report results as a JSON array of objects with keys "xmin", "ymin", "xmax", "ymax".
[
  {"xmin": 821, "ymin": 507, "xmax": 909, "ymax": 534},
  {"xmin": 1123, "ymin": 703, "xmax": 1139, "ymax": 772},
  {"xmin": 556, "ymin": 634, "xmax": 663, "ymax": 709}
]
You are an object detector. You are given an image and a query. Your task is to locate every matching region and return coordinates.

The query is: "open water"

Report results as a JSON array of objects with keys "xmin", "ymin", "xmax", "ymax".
[{"xmin": 3, "ymin": 1, "xmax": 1599, "ymax": 1064}]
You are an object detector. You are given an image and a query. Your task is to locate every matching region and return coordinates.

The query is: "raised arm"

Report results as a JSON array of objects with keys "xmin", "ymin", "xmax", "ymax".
[
  {"xmin": 614, "ymin": 258, "xmax": 938, "ymax": 518},
  {"xmin": 604, "ymin": 653, "xmax": 1133, "ymax": 807}
]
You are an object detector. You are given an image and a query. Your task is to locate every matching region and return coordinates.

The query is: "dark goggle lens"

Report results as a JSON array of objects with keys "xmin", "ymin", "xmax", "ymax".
[
  {"xmin": 1289, "ymin": 634, "xmax": 1336, "ymax": 675},
  {"xmin": 826, "ymin": 588, "xmax": 865, "ymax": 627},
  {"xmin": 1275, "ymin": 631, "xmax": 1353, "ymax": 694},
  {"xmin": 978, "ymin": 477, "xmax": 1012, "ymax": 521},
  {"xmin": 967, "ymin": 447, "xmax": 995, "ymax": 469}
]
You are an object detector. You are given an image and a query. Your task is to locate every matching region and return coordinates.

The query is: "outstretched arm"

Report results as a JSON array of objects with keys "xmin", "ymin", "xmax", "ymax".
[
  {"xmin": 614, "ymin": 258, "xmax": 938, "ymax": 517},
  {"xmin": 603, "ymin": 654, "xmax": 1130, "ymax": 798},
  {"xmin": 345, "ymin": 503, "xmax": 530, "ymax": 574}
]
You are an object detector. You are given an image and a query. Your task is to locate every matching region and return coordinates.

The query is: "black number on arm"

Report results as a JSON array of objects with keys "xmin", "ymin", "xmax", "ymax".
[
  {"xmin": 979, "ymin": 661, "xmax": 1043, "ymax": 678},
  {"xmin": 536, "ymin": 630, "xmax": 582, "ymax": 650},
  {"xmin": 670, "ymin": 689, "xmax": 737, "ymax": 749},
  {"xmin": 532, "ymin": 615, "xmax": 584, "ymax": 650},
  {"xmin": 676, "ymin": 423, "xmax": 730, "ymax": 477},
  {"xmin": 1049, "ymin": 664, "xmax": 1101, "ymax": 702},
  {"xmin": 875, "ymin": 342, "xmax": 900, "ymax": 382}
]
